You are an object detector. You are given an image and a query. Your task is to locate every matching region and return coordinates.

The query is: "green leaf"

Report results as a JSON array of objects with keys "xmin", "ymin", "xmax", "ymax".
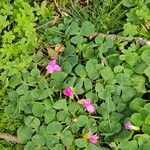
[
  {"xmin": 122, "ymin": 86, "xmax": 137, "ymax": 102},
  {"xmin": 75, "ymin": 138, "xmax": 87, "ymax": 148},
  {"xmin": 130, "ymin": 98, "xmax": 145, "ymax": 112},
  {"xmin": 68, "ymin": 102, "xmax": 80, "ymax": 116},
  {"xmin": 45, "ymin": 135, "xmax": 59, "ymax": 148},
  {"xmin": 98, "ymin": 120, "xmax": 121, "ymax": 134},
  {"xmin": 113, "ymin": 130, "xmax": 133, "ymax": 142},
  {"xmin": 141, "ymin": 49, "xmax": 150, "ymax": 64},
  {"xmin": 54, "ymin": 144, "xmax": 65, "ymax": 150},
  {"xmin": 61, "ymin": 130, "xmax": 74, "ymax": 146},
  {"xmin": 24, "ymin": 141, "xmax": 36, "ymax": 150},
  {"xmin": 95, "ymin": 83, "xmax": 104, "ymax": 92},
  {"xmin": 31, "ymin": 88, "xmax": 42, "ymax": 99},
  {"xmin": 31, "ymin": 69, "xmax": 40, "ymax": 78},
  {"xmin": 87, "ymin": 143, "xmax": 100, "ymax": 150},
  {"xmin": 17, "ymin": 126, "xmax": 34, "ymax": 143},
  {"xmin": 101, "ymin": 67, "xmax": 114, "ymax": 80},
  {"xmin": 71, "ymin": 35, "xmax": 83, "ymax": 44},
  {"xmin": 114, "ymin": 65, "xmax": 124, "ymax": 74},
  {"xmin": 104, "ymin": 38, "xmax": 114, "ymax": 49},
  {"xmin": 97, "ymin": 103, "xmax": 109, "ymax": 119},
  {"xmin": 86, "ymin": 59, "xmax": 100, "ymax": 80},
  {"xmin": 131, "ymin": 113, "xmax": 143, "ymax": 126},
  {"xmin": 116, "ymin": 103, "xmax": 126, "ymax": 112},
  {"xmin": 105, "ymin": 85, "xmax": 115, "ymax": 93},
  {"xmin": 24, "ymin": 116, "xmax": 40, "ymax": 130},
  {"xmin": 123, "ymin": 22, "xmax": 138, "ymax": 36},
  {"xmin": 144, "ymin": 66, "xmax": 150, "ymax": 82},
  {"xmin": 51, "ymin": 71, "xmax": 67, "ymax": 81},
  {"xmin": 32, "ymin": 134, "xmax": 45, "ymax": 146},
  {"xmin": 145, "ymin": 114, "xmax": 150, "ymax": 124},
  {"xmin": 115, "ymin": 73, "xmax": 131, "ymax": 85},
  {"xmin": 71, "ymin": 123, "xmax": 80, "ymax": 133},
  {"xmin": 61, "ymin": 61, "xmax": 72, "ymax": 73},
  {"xmin": 46, "ymin": 121, "xmax": 62, "ymax": 134},
  {"xmin": 80, "ymin": 21, "xmax": 95, "ymax": 37},
  {"xmin": 32, "ymin": 103, "xmax": 46, "ymax": 117},
  {"xmin": 16, "ymin": 84, "xmax": 29, "ymax": 95},
  {"xmin": 75, "ymin": 64, "xmax": 87, "ymax": 78},
  {"xmin": 122, "ymin": 0, "xmax": 134, "ymax": 7},
  {"xmin": 56, "ymin": 110, "xmax": 68, "ymax": 121},
  {"xmin": 44, "ymin": 109, "xmax": 56, "ymax": 124},
  {"xmin": 67, "ymin": 55, "xmax": 78, "ymax": 67},
  {"xmin": 53, "ymin": 99, "xmax": 67, "ymax": 110},
  {"xmin": 77, "ymin": 115, "xmax": 88, "ymax": 127},
  {"xmin": 9, "ymin": 74, "xmax": 22, "ymax": 88},
  {"xmin": 134, "ymin": 62, "xmax": 147, "ymax": 74},
  {"xmin": 125, "ymin": 52, "xmax": 139, "ymax": 66},
  {"xmin": 84, "ymin": 78, "xmax": 92, "ymax": 90},
  {"xmin": 69, "ymin": 21, "xmax": 79, "ymax": 35},
  {"xmin": 118, "ymin": 140, "xmax": 138, "ymax": 150},
  {"xmin": 98, "ymin": 45, "xmax": 108, "ymax": 54},
  {"xmin": 142, "ymin": 124, "xmax": 150, "ymax": 134},
  {"xmin": 95, "ymin": 35, "xmax": 104, "ymax": 44},
  {"xmin": 111, "ymin": 112, "xmax": 123, "ymax": 122}
]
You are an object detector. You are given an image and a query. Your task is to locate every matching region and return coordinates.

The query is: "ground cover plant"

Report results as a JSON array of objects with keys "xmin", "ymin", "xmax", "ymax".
[{"xmin": 0, "ymin": 0, "xmax": 150, "ymax": 149}]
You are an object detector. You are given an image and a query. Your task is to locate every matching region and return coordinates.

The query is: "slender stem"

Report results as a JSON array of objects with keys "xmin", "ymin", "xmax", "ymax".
[
  {"xmin": 89, "ymin": 116, "xmax": 102, "ymax": 119},
  {"xmin": 109, "ymin": 1, "xmax": 122, "ymax": 15},
  {"xmin": 88, "ymin": 32, "xmax": 150, "ymax": 45},
  {"xmin": 74, "ymin": 92, "xmax": 80, "ymax": 100},
  {"xmin": 62, "ymin": 125, "xmax": 70, "ymax": 132}
]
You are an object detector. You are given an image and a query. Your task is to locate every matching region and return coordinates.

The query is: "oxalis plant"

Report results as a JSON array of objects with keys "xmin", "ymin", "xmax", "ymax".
[{"xmin": 1, "ymin": 19, "xmax": 150, "ymax": 149}]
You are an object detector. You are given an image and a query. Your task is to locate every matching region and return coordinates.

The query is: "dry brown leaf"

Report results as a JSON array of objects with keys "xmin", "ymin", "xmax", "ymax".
[
  {"xmin": 47, "ymin": 47, "xmax": 58, "ymax": 59},
  {"xmin": 54, "ymin": 44, "xmax": 65, "ymax": 52}
]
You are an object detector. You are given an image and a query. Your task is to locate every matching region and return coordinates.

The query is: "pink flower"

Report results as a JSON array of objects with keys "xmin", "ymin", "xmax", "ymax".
[
  {"xmin": 87, "ymin": 130, "xmax": 99, "ymax": 144},
  {"xmin": 46, "ymin": 59, "xmax": 61, "ymax": 74},
  {"xmin": 63, "ymin": 87, "xmax": 74, "ymax": 98},
  {"xmin": 81, "ymin": 99, "xmax": 95, "ymax": 113},
  {"xmin": 124, "ymin": 121, "xmax": 140, "ymax": 131}
]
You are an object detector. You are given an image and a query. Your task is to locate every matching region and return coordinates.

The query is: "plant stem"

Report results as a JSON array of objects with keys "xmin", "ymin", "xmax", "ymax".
[
  {"xmin": 0, "ymin": 133, "xmax": 20, "ymax": 143},
  {"xmin": 88, "ymin": 32, "xmax": 150, "ymax": 45}
]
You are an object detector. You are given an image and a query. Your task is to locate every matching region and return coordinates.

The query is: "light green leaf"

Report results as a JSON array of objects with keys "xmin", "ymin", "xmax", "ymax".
[
  {"xmin": 44, "ymin": 109, "xmax": 56, "ymax": 124},
  {"xmin": 123, "ymin": 22, "xmax": 138, "ymax": 36},
  {"xmin": 101, "ymin": 67, "xmax": 114, "ymax": 80},
  {"xmin": 122, "ymin": 86, "xmax": 137, "ymax": 102},
  {"xmin": 131, "ymin": 113, "xmax": 143, "ymax": 126},
  {"xmin": 16, "ymin": 84, "xmax": 29, "ymax": 95},
  {"xmin": 80, "ymin": 21, "xmax": 95, "ymax": 37},
  {"xmin": 46, "ymin": 121, "xmax": 62, "ymax": 134},
  {"xmin": 77, "ymin": 115, "xmax": 88, "ymax": 127},
  {"xmin": 141, "ymin": 49, "xmax": 150, "ymax": 64},
  {"xmin": 61, "ymin": 130, "xmax": 74, "ymax": 146},
  {"xmin": 75, "ymin": 138, "xmax": 87, "ymax": 148},
  {"xmin": 130, "ymin": 98, "xmax": 145, "ymax": 112},
  {"xmin": 32, "ymin": 134, "xmax": 45, "ymax": 146},
  {"xmin": 84, "ymin": 78, "xmax": 92, "ymax": 90},
  {"xmin": 24, "ymin": 116, "xmax": 40, "ymax": 130},
  {"xmin": 71, "ymin": 35, "xmax": 83, "ymax": 44},
  {"xmin": 32, "ymin": 103, "xmax": 46, "ymax": 117},
  {"xmin": 75, "ymin": 64, "xmax": 87, "ymax": 78},
  {"xmin": 53, "ymin": 99, "xmax": 67, "ymax": 110},
  {"xmin": 17, "ymin": 126, "xmax": 34, "ymax": 143}
]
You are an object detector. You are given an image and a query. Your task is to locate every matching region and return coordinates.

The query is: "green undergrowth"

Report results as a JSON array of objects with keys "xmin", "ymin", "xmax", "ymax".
[{"xmin": 0, "ymin": 0, "xmax": 150, "ymax": 149}]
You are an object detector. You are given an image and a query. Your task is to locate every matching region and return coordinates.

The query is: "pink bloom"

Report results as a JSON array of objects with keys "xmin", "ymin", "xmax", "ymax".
[
  {"xmin": 46, "ymin": 59, "xmax": 61, "ymax": 74},
  {"xmin": 124, "ymin": 121, "xmax": 132, "ymax": 130},
  {"xmin": 81, "ymin": 99, "xmax": 95, "ymax": 113},
  {"xmin": 124, "ymin": 121, "xmax": 140, "ymax": 131},
  {"xmin": 63, "ymin": 87, "xmax": 74, "ymax": 98},
  {"xmin": 88, "ymin": 130, "xmax": 99, "ymax": 144}
]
